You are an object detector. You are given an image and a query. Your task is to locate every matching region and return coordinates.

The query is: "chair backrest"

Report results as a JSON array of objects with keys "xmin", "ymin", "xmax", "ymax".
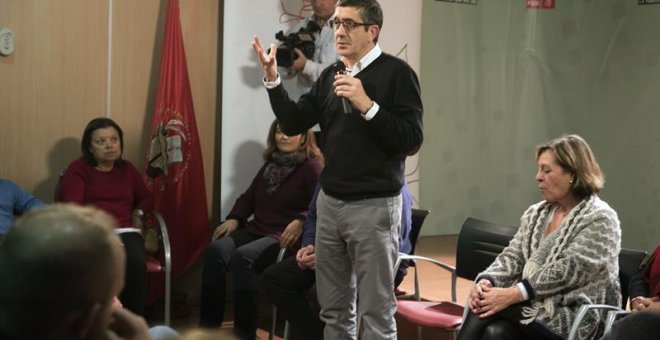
[
  {"xmin": 408, "ymin": 208, "xmax": 430, "ymax": 256},
  {"xmin": 455, "ymin": 217, "xmax": 518, "ymax": 281},
  {"xmin": 53, "ymin": 168, "xmax": 66, "ymax": 202},
  {"xmin": 618, "ymin": 248, "xmax": 647, "ymax": 309}
]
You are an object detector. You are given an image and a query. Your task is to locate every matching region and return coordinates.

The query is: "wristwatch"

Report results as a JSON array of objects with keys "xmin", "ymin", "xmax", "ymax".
[{"xmin": 133, "ymin": 209, "xmax": 145, "ymax": 218}]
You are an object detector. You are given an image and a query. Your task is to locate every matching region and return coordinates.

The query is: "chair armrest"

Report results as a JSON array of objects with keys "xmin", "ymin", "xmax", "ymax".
[
  {"xmin": 567, "ymin": 304, "xmax": 623, "ymax": 340},
  {"xmin": 397, "ymin": 253, "xmax": 458, "ymax": 302},
  {"xmin": 150, "ymin": 211, "xmax": 172, "ymax": 326},
  {"xmin": 151, "ymin": 212, "xmax": 172, "ymax": 273},
  {"xmin": 276, "ymin": 247, "xmax": 287, "ymax": 263},
  {"xmin": 398, "ymin": 254, "xmax": 456, "ymax": 274},
  {"xmin": 604, "ymin": 310, "xmax": 631, "ymax": 335}
]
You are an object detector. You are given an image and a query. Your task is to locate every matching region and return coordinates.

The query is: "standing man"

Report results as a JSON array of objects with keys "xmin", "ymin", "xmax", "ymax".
[
  {"xmin": 283, "ymin": 0, "xmax": 339, "ymax": 101},
  {"xmin": 252, "ymin": 0, "xmax": 423, "ymax": 338}
]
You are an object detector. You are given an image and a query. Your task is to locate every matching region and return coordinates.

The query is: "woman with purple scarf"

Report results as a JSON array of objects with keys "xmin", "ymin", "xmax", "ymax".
[{"xmin": 199, "ymin": 119, "xmax": 322, "ymax": 339}]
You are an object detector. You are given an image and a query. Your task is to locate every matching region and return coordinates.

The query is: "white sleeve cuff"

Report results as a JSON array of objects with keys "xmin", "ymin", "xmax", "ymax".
[
  {"xmin": 263, "ymin": 73, "xmax": 282, "ymax": 89},
  {"xmin": 302, "ymin": 61, "xmax": 317, "ymax": 78},
  {"xmin": 361, "ymin": 101, "xmax": 380, "ymax": 121},
  {"xmin": 516, "ymin": 282, "xmax": 529, "ymax": 301}
]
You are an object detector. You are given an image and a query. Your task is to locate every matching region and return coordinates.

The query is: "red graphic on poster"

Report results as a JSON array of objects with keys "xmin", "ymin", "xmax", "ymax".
[{"xmin": 527, "ymin": 0, "xmax": 555, "ymax": 9}]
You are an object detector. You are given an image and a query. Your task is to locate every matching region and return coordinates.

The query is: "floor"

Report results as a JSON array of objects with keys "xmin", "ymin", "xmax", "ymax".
[{"xmin": 148, "ymin": 235, "xmax": 474, "ymax": 339}]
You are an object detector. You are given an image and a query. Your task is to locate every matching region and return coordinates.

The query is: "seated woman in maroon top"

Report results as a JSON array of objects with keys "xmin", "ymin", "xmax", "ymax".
[
  {"xmin": 199, "ymin": 119, "xmax": 323, "ymax": 339},
  {"xmin": 629, "ymin": 244, "xmax": 660, "ymax": 313},
  {"xmin": 59, "ymin": 117, "xmax": 154, "ymax": 316}
]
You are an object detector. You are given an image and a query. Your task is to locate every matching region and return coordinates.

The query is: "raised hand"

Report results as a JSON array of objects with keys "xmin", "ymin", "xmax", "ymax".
[{"xmin": 251, "ymin": 35, "xmax": 278, "ymax": 81}]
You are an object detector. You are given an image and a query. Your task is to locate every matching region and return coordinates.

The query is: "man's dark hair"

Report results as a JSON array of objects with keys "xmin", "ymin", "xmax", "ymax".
[
  {"xmin": 0, "ymin": 204, "xmax": 118, "ymax": 339},
  {"xmin": 337, "ymin": 0, "xmax": 383, "ymax": 42}
]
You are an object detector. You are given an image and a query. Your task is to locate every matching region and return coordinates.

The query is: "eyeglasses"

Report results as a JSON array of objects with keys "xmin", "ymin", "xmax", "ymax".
[
  {"xmin": 93, "ymin": 136, "xmax": 120, "ymax": 146},
  {"xmin": 329, "ymin": 18, "xmax": 374, "ymax": 32}
]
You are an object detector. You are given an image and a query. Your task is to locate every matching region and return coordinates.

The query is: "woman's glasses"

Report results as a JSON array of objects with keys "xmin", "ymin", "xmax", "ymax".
[{"xmin": 93, "ymin": 136, "xmax": 120, "ymax": 146}]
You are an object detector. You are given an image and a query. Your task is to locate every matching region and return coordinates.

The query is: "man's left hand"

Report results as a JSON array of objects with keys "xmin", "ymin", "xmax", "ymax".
[{"xmin": 333, "ymin": 73, "xmax": 373, "ymax": 113}]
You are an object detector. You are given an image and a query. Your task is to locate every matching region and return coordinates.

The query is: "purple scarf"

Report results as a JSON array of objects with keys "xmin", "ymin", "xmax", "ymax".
[{"xmin": 262, "ymin": 151, "xmax": 307, "ymax": 196}]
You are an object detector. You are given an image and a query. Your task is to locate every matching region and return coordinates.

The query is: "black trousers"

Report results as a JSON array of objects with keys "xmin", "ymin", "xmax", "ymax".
[
  {"xmin": 200, "ymin": 229, "xmax": 279, "ymax": 339},
  {"xmin": 261, "ymin": 255, "xmax": 324, "ymax": 340},
  {"xmin": 457, "ymin": 303, "xmax": 564, "ymax": 340},
  {"xmin": 119, "ymin": 232, "xmax": 147, "ymax": 316}
]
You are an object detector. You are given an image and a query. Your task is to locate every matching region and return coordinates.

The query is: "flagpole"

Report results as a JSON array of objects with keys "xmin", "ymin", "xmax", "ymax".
[{"xmin": 106, "ymin": 0, "xmax": 113, "ymax": 117}]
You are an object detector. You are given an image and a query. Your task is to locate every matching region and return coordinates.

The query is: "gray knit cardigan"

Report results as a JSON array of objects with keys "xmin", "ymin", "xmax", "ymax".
[{"xmin": 477, "ymin": 195, "xmax": 621, "ymax": 340}]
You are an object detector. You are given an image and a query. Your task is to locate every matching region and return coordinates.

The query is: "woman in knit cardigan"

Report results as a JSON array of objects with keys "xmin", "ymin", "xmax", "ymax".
[{"xmin": 458, "ymin": 135, "xmax": 621, "ymax": 340}]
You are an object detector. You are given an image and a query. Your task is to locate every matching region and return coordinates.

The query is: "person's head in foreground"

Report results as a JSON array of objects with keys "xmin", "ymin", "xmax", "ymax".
[{"xmin": 0, "ymin": 204, "xmax": 132, "ymax": 340}]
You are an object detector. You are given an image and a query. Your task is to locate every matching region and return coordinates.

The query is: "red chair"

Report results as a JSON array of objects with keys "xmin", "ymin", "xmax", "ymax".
[{"xmin": 395, "ymin": 217, "xmax": 517, "ymax": 340}]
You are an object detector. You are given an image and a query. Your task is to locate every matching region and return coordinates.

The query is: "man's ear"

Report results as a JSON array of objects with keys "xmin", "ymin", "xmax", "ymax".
[
  {"xmin": 369, "ymin": 25, "xmax": 380, "ymax": 43},
  {"xmin": 67, "ymin": 303, "xmax": 102, "ymax": 340}
]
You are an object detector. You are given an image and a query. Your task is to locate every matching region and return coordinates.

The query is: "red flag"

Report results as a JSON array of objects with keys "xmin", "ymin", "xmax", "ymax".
[{"xmin": 144, "ymin": 0, "xmax": 209, "ymax": 303}]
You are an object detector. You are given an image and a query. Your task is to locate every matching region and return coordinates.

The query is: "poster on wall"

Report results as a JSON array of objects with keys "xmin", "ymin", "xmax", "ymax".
[
  {"xmin": 526, "ymin": 0, "xmax": 555, "ymax": 9},
  {"xmin": 435, "ymin": 0, "xmax": 478, "ymax": 4}
]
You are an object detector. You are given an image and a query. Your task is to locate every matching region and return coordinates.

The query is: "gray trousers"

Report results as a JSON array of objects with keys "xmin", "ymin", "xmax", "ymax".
[{"xmin": 315, "ymin": 190, "xmax": 401, "ymax": 340}]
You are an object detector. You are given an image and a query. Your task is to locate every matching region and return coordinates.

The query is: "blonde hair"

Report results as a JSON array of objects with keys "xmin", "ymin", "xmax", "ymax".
[{"xmin": 536, "ymin": 134, "xmax": 604, "ymax": 198}]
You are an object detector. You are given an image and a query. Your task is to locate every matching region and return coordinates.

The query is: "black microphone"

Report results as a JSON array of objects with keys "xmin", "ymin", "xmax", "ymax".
[{"xmin": 331, "ymin": 61, "xmax": 352, "ymax": 114}]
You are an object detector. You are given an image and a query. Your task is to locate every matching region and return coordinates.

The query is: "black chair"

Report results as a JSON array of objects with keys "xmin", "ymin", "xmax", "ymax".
[
  {"xmin": 618, "ymin": 248, "xmax": 648, "ymax": 309},
  {"xmin": 454, "ymin": 217, "xmax": 518, "ymax": 291},
  {"xmin": 396, "ymin": 209, "xmax": 430, "ymax": 299},
  {"xmin": 395, "ymin": 217, "xmax": 518, "ymax": 340},
  {"xmin": 567, "ymin": 248, "xmax": 647, "ymax": 340},
  {"xmin": 409, "ymin": 208, "xmax": 431, "ymax": 256}
]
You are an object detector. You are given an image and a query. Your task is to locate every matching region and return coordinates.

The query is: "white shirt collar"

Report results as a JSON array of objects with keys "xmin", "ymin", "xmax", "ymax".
[{"xmin": 344, "ymin": 44, "xmax": 382, "ymax": 76}]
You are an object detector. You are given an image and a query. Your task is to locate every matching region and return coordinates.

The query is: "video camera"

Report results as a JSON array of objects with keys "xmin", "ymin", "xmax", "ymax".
[{"xmin": 270, "ymin": 21, "xmax": 321, "ymax": 68}]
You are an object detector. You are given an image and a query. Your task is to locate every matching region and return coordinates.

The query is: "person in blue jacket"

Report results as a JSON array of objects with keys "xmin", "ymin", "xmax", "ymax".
[{"xmin": 0, "ymin": 178, "xmax": 44, "ymax": 241}]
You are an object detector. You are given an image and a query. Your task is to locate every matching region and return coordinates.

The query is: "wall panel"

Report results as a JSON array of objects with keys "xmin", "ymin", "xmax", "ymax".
[
  {"xmin": 0, "ymin": 0, "xmax": 107, "ymax": 200},
  {"xmin": 0, "ymin": 0, "xmax": 218, "ymax": 216}
]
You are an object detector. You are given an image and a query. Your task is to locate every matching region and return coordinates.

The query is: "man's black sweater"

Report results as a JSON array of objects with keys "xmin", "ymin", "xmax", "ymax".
[{"xmin": 268, "ymin": 52, "xmax": 423, "ymax": 201}]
